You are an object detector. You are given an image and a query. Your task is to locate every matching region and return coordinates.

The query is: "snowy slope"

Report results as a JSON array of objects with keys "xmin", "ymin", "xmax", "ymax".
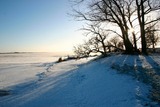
[{"xmin": 0, "ymin": 54, "xmax": 160, "ymax": 107}]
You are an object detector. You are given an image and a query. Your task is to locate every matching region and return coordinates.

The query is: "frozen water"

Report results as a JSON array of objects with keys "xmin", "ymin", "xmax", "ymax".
[{"xmin": 0, "ymin": 52, "xmax": 59, "ymax": 89}]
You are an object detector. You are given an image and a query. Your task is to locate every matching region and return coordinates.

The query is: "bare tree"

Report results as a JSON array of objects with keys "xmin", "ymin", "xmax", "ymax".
[
  {"xmin": 136, "ymin": 0, "xmax": 160, "ymax": 54},
  {"xmin": 73, "ymin": 45, "xmax": 84, "ymax": 57},
  {"xmin": 82, "ymin": 24, "xmax": 109, "ymax": 55},
  {"xmin": 110, "ymin": 36, "xmax": 119, "ymax": 48},
  {"xmin": 71, "ymin": 0, "xmax": 160, "ymax": 54},
  {"xmin": 146, "ymin": 24, "xmax": 160, "ymax": 52},
  {"xmin": 73, "ymin": 41, "xmax": 92, "ymax": 57},
  {"xmin": 117, "ymin": 41, "xmax": 124, "ymax": 50},
  {"xmin": 72, "ymin": 0, "xmax": 134, "ymax": 54},
  {"xmin": 125, "ymin": 0, "xmax": 138, "ymax": 51},
  {"xmin": 108, "ymin": 36, "xmax": 124, "ymax": 52}
]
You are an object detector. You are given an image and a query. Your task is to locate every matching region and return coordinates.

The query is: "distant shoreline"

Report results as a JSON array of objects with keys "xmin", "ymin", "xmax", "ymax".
[
  {"xmin": 0, "ymin": 52, "xmax": 44, "ymax": 54},
  {"xmin": 0, "ymin": 52, "xmax": 73, "ymax": 57},
  {"xmin": 0, "ymin": 52, "xmax": 26, "ymax": 54}
]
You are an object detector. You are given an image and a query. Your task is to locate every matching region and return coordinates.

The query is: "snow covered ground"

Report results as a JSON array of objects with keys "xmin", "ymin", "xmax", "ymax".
[
  {"xmin": 0, "ymin": 53, "xmax": 160, "ymax": 107},
  {"xmin": 0, "ymin": 53, "xmax": 58, "ymax": 89}
]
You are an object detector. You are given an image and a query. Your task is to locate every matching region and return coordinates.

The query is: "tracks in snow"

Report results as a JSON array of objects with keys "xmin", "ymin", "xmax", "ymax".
[{"xmin": 36, "ymin": 62, "xmax": 55, "ymax": 81}]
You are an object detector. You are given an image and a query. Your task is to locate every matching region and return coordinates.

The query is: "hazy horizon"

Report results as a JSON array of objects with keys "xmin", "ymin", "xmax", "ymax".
[{"xmin": 0, "ymin": 51, "xmax": 74, "ymax": 56}]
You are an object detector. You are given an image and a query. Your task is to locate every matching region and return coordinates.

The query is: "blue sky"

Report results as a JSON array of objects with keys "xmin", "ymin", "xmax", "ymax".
[{"xmin": 0, "ymin": 0, "xmax": 84, "ymax": 54}]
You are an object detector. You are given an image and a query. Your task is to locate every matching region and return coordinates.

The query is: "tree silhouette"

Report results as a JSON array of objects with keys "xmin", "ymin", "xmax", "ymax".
[
  {"xmin": 146, "ymin": 24, "xmax": 160, "ymax": 52},
  {"xmin": 71, "ymin": 0, "xmax": 160, "ymax": 54},
  {"xmin": 136, "ymin": 0, "xmax": 160, "ymax": 54}
]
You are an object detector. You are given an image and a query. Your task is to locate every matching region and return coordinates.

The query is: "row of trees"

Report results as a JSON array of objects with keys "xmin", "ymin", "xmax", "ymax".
[{"xmin": 71, "ymin": 0, "xmax": 160, "ymax": 56}]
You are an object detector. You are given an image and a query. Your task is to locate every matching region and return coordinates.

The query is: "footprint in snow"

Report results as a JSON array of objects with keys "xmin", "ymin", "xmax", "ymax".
[{"xmin": 36, "ymin": 72, "xmax": 47, "ymax": 81}]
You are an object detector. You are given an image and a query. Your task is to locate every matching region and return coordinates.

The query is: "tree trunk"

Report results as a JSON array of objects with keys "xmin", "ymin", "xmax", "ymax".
[
  {"xmin": 129, "ymin": 20, "xmax": 137, "ymax": 52},
  {"xmin": 141, "ymin": 0, "xmax": 147, "ymax": 54},
  {"xmin": 121, "ymin": 27, "xmax": 134, "ymax": 54},
  {"xmin": 152, "ymin": 43, "xmax": 155, "ymax": 53},
  {"xmin": 141, "ymin": 24, "xmax": 147, "ymax": 54},
  {"xmin": 102, "ymin": 43, "xmax": 107, "ymax": 55},
  {"xmin": 132, "ymin": 32, "xmax": 138, "ymax": 51},
  {"xmin": 123, "ymin": 38, "xmax": 134, "ymax": 54}
]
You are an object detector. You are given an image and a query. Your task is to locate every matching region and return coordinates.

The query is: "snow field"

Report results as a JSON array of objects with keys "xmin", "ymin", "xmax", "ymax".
[{"xmin": 0, "ymin": 54, "xmax": 160, "ymax": 107}]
